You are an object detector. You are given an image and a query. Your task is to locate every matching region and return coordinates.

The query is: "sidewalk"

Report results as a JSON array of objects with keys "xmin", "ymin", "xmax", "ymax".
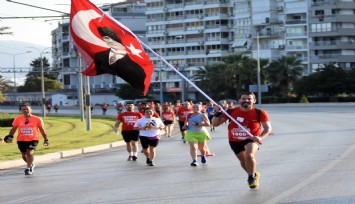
[{"xmin": 0, "ymin": 123, "xmax": 182, "ymax": 170}]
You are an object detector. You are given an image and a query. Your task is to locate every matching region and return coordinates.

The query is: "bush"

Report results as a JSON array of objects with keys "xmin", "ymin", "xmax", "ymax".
[
  {"xmin": 0, "ymin": 114, "xmax": 15, "ymax": 127},
  {"xmin": 299, "ymin": 95, "xmax": 309, "ymax": 103}
]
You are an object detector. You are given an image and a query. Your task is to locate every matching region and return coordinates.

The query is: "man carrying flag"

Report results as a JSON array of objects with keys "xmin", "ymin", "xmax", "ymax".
[{"xmin": 70, "ymin": 0, "xmax": 154, "ymax": 95}]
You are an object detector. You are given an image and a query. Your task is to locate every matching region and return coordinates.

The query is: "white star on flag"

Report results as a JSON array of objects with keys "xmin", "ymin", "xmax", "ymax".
[{"xmin": 126, "ymin": 43, "xmax": 143, "ymax": 59}]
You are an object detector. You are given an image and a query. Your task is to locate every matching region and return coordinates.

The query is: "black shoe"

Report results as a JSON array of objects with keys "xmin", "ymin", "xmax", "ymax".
[
  {"xmin": 148, "ymin": 162, "xmax": 155, "ymax": 166},
  {"xmin": 146, "ymin": 158, "xmax": 151, "ymax": 165},
  {"xmin": 132, "ymin": 156, "xmax": 137, "ymax": 161},
  {"xmin": 190, "ymin": 160, "xmax": 199, "ymax": 167},
  {"xmin": 24, "ymin": 168, "xmax": 32, "ymax": 175},
  {"xmin": 248, "ymin": 173, "xmax": 260, "ymax": 189}
]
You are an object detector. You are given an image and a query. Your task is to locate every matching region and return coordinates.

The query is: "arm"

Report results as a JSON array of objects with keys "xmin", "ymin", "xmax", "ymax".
[
  {"xmin": 114, "ymin": 120, "xmax": 121, "ymax": 131},
  {"xmin": 39, "ymin": 126, "xmax": 49, "ymax": 146},
  {"xmin": 211, "ymin": 114, "xmax": 227, "ymax": 127},
  {"xmin": 198, "ymin": 114, "xmax": 210, "ymax": 127},
  {"xmin": 8, "ymin": 126, "xmax": 17, "ymax": 136},
  {"xmin": 251, "ymin": 121, "xmax": 272, "ymax": 144},
  {"xmin": 259, "ymin": 121, "xmax": 272, "ymax": 140}
]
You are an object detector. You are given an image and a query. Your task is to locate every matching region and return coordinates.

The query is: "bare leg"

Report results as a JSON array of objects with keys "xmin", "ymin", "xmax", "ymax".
[{"xmin": 189, "ymin": 142, "xmax": 198, "ymax": 161}]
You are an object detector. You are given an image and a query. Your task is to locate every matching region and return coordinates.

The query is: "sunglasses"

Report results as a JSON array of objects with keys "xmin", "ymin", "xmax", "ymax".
[{"xmin": 25, "ymin": 118, "xmax": 29, "ymax": 125}]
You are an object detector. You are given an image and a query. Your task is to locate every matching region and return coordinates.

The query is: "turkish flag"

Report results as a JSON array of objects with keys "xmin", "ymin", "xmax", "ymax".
[{"xmin": 70, "ymin": 0, "xmax": 154, "ymax": 95}]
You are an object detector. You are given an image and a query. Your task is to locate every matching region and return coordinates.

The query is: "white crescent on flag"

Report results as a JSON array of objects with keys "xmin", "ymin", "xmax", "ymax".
[{"xmin": 71, "ymin": 9, "xmax": 109, "ymax": 48}]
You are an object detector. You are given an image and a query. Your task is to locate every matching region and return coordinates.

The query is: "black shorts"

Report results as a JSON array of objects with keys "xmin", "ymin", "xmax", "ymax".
[
  {"xmin": 178, "ymin": 121, "xmax": 185, "ymax": 131},
  {"xmin": 163, "ymin": 120, "xmax": 173, "ymax": 125},
  {"xmin": 139, "ymin": 136, "xmax": 159, "ymax": 149},
  {"xmin": 121, "ymin": 130, "xmax": 139, "ymax": 143},
  {"xmin": 17, "ymin": 140, "xmax": 39, "ymax": 153},
  {"xmin": 229, "ymin": 139, "xmax": 254, "ymax": 155}
]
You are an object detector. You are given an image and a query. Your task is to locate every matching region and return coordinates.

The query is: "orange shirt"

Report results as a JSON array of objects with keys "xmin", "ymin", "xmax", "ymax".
[
  {"xmin": 12, "ymin": 115, "xmax": 44, "ymax": 141},
  {"xmin": 177, "ymin": 106, "xmax": 192, "ymax": 122},
  {"xmin": 162, "ymin": 111, "xmax": 175, "ymax": 121}
]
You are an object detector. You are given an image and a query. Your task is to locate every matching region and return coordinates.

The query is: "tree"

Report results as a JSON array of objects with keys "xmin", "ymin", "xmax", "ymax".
[
  {"xmin": 266, "ymin": 56, "xmax": 303, "ymax": 97},
  {"xmin": 0, "ymin": 76, "xmax": 11, "ymax": 102},
  {"xmin": 115, "ymin": 84, "xmax": 147, "ymax": 99},
  {"xmin": 17, "ymin": 57, "xmax": 62, "ymax": 92},
  {"xmin": 28, "ymin": 57, "xmax": 58, "ymax": 80},
  {"xmin": 194, "ymin": 54, "xmax": 268, "ymax": 100},
  {"xmin": 294, "ymin": 62, "xmax": 352, "ymax": 97}
]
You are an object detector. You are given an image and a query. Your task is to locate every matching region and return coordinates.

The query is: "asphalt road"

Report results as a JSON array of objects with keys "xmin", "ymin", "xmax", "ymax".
[{"xmin": 1, "ymin": 104, "xmax": 355, "ymax": 204}]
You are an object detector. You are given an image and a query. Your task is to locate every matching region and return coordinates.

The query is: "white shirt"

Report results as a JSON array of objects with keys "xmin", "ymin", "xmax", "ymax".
[{"xmin": 134, "ymin": 117, "xmax": 164, "ymax": 137}]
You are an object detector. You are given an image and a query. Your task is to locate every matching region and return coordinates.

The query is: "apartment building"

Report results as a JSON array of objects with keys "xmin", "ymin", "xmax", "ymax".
[
  {"xmin": 309, "ymin": 0, "xmax": 355, "ymax": 71},
  {"xmin": 52, "ymin": 0, "xmax": 355, "ymax": 101}
]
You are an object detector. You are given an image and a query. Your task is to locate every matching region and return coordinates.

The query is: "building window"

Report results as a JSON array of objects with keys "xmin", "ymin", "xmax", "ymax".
[{"xmin": 63, "ymin": 74, "xmax": 70, "ymax": 85}]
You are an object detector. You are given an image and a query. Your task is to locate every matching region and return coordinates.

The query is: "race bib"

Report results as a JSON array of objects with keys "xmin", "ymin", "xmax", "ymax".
[
  {"xmin": 19, "ymin": 127, "xmax": 34, "ymax": 136},
  {"xmin": 230, "ymin": 127, "xmax": 250, "ymax": 140}
]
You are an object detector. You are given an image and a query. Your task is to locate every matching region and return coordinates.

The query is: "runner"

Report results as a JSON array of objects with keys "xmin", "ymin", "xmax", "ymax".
[
  {"xmin": 101, "ymin": 103, "xmax": 108, "ymax": 115},
  {"xmin": 5, "ymin": 103, "xmax": 49, "ymax": 175},
  {"xmin": 139, "ymin": 102, "xmax": 160, "ymax": 118},
  {"xmin": 114, "ymin": 102, "xmax": 143, "ymax": 161},
  {"xmin": 176, "ymin": 101, "xmax": 192, "ymax": 143},
  {"xmin": 212, "ymin": 92, "xmax": 272, "ymax": 189},
  {"xmin": 161, "ymin": 105, "xmax": 175, "ymax": 137},
  {"xmin": 205, "ymin": 101, "xmax": 216, "ymax": 131},
  {"xmin": 134, "ymin": 107, "xmax": 165, "ymax": 166},
  {"xmin": 54, "ymin": 104, "xmax": 59, "ymax": 113},
  {"xmin": 183, "ymin": 104, "xmax": 211, "ymax": 166}
]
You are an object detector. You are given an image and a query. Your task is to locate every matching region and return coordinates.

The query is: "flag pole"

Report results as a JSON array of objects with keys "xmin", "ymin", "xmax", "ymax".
[{"xmin": 139, "ymin": 41, "xmax": 255, "ymax": 139}]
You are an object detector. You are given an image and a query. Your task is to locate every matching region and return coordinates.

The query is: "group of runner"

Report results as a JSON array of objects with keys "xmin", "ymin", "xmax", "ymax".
[
  {"xmin": 113, "ymin": 92, "xmax": 272, "ymax": 189},
  {"xmin": 1, "ymin": 92, "xmax": 272, "ymax": 189}
]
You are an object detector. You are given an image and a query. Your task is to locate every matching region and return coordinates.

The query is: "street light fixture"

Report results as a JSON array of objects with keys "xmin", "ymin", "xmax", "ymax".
[
  {"xmin": 27, "ymin": 47, "xmax": 51, "ymax": 117},
  {"xmin": 0, "ymin": 51, "xmax": 32, "ymax": 104}
]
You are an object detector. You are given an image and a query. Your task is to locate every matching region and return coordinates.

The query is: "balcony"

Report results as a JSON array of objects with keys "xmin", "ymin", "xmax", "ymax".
[{"xmin": 310, "ymin": 54, "xmax": 355, "ymax": 63}]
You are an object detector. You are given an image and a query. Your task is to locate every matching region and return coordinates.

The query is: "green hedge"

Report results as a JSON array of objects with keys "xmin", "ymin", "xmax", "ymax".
[{"xmin": 0, "ymin": 114, "xmax": 15, "ymax": 127}]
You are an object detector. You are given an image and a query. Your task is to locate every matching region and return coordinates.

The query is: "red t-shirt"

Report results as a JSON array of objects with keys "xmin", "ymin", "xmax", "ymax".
[
  {"xmin": 117, "ymin": 112, "xmax": 143, "ymax": 130},
  {"xmin": 177, "ymin": 106, "xmax": 192, "ymax": 122},
  {"xmin": 12, "ymin": 115, "xmax": 44, "ymax": 141},
  {"xmin": 162, "ymin": 111, "xmax": 175, "ymax": 121},
  {"xmin": 222, "ymin": 107, "xmax": 269, "ymax": 142}
]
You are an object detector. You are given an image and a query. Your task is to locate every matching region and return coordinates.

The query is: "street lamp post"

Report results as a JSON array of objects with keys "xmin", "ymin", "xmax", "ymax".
[
  {"xmin": 0, "ymin": 51, "xmax": 31, "ymax": 104},
  {"xmin": 28, "ymin": 47, "xmax": 51, "ymax": 117}
]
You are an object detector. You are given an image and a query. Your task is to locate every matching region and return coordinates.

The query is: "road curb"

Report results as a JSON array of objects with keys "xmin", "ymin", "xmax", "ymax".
[
  {"xmin": 0, "ymin": 129, "xmax": 179, "ymax": 170},
  {"xmin": 0, "ymin": 141, "xmax": 127, "ymax": 170}
]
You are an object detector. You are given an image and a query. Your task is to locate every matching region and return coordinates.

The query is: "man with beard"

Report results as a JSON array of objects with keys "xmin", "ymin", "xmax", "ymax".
[
  {"xmin": 114, "ymin": 102, "xmax": 143, "ymax": 161},
  {"xmin": 212, "ymin": 92, "xmax": 272, "ymax": 189}
]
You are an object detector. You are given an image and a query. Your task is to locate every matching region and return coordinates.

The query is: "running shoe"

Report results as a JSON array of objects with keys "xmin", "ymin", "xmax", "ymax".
[
  {"xmin": 30, "ymin": 163, "xmax": 35, "ymax": 173},
  {"xmin": 24, "ymin": 168, "xmax": 32, "ymax": 175},
  {"xmin": 190, "ymin": 160, "xmax": 199, "ymax": 167},
  {"xmin": 148, "ymin": 162, "xmax": 155, "ymax": 166},
  {"xmin": 146, "ymin": 158, "xmax": 151, "ymax": 165},
  {"xmin": 127, "ymin": 156, "xmax": 132, "ymax": 161},
  {"xmin": 248, "ymin": 172, "xmax": 260, "ymax": 189},
  {"xmin": 132, "ymin": 156, "xmax": 137, "ymax": 161},
  {"xmin": 201, "ymin": 156, "xmax": 207, "ymax": 164}
]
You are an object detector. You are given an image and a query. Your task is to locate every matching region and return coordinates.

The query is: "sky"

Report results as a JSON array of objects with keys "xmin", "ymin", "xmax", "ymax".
[{"xmin": 0, "ymin": 0, "xmax": 121, "ymax": 85}]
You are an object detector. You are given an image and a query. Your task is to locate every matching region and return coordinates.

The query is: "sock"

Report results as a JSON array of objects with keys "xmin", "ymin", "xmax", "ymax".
[{"xmin": 133, "ymin": 152, "xmax": 137, "ymax": 156}]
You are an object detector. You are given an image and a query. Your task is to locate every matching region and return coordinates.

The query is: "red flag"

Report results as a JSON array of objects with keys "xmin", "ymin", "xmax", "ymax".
[{"xmin": 70, "ymin": 0, "xmax": 154, "ymax": 95}]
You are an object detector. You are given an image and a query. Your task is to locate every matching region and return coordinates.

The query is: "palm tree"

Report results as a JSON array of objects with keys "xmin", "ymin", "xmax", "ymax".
[
  {"xmin": 266, "ymin": 55, "xmax": 303, "ymax": 97},
  {"xmin": 194, "ymin": 54, "xmax": 269, "ymax": 99}
]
